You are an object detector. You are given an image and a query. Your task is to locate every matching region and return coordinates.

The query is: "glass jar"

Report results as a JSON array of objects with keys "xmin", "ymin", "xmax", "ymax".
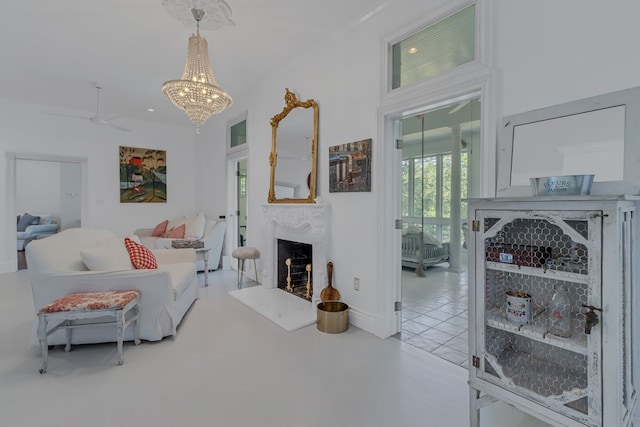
[{"xmin": 548, "ymin": 284, "xmax": 572, "ymax": 337}]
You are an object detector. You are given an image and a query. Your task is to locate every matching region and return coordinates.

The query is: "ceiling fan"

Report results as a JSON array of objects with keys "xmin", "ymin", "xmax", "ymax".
[{"xmin": 42, "ymin": 83, "xmax": 130, "ymax": 132}]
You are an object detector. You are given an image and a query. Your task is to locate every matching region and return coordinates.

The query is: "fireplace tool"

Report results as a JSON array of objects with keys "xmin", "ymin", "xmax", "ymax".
[
  {"xmin": 305, "ymin": 263, "xmax": 312, "ymax": 299},
  {"xmin": 285, "ymin": 258, "xmax": 293, "ymax": 292},
  {"xmin": 320, "ymin": 262, "xmax": 340, "ymax": 302}
]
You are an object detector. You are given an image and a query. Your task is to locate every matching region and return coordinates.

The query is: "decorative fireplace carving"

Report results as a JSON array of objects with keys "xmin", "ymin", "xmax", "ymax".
[{"xmin": 262, "ymin": 203, "xmax": 330, "ymax": 304}]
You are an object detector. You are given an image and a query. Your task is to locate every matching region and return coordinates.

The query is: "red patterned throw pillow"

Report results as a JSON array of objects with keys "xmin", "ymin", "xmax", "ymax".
[{"xmin": 124, "ymin": 237, "xmax": 158, "ymax": 269}]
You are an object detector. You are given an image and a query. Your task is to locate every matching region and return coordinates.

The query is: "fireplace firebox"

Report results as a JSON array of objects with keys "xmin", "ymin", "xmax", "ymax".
[{"xmin": 277, "ymin": 239, "xmax": 312, "ymax": 300}]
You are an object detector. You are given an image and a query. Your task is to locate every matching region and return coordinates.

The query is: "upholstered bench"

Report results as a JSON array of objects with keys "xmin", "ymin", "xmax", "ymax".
[{"xmin": 37, "ymin": 290, "xmax": 141, "ymax": 374}]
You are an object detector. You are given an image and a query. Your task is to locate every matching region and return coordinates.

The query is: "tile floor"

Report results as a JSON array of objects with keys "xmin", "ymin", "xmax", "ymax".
[{"xmin": 399, "ymin": 262, "xmax": 470, "ymax": 368}]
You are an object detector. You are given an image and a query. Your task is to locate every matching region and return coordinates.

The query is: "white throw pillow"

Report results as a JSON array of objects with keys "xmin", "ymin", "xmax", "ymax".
[
  {"xmin": 185, "ymin": 212, "xmax": 206, "ymax": 240},
  {"xmin": 80, "ymin": 238, "xmax": 134, "ymax": 271}
]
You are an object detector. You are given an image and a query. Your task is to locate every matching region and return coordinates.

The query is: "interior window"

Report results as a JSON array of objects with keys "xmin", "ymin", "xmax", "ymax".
[
  {"xmin": 391, "ymin": 4, "xmax": 475, "ymax": 89},
  {"xmin": 230, "ymin": 119, "xmax": 246, "ymax": 148}
]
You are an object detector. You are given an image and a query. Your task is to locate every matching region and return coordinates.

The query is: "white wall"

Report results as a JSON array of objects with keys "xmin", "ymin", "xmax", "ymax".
[
  {"xmin": 192, "ymin": 1, "xmax": 640, "ymax": 424},
  {"xmin": 214, "ymin": 0, "xmax": 449, "ymax": 336},
  {"xmin": 496, "ymin": 0, "xmax": 640, "ymax": 116},
  {"xmin": 0, "ymin": 99, "xmax": 200, "ymax": 272},
  {"xmin": 203, "ymin": 0, "xmax": 640, "ymax": 336},
  {"xmin": 60, "ymin": 162, "xmax": 82, "ymax": 229},
  {"xmin": 16, "ymin": 159, "xmax": 60, "ymax": 218}
]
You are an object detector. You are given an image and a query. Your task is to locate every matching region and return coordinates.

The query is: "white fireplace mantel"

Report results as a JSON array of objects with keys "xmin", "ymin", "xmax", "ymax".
[{"xmin": 262, "ymin": 203, "xmax": 331, "ymax": 304}]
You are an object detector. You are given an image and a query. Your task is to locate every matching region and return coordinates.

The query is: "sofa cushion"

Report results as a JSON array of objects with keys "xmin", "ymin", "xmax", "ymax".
[
  {"xmin": 127, "ymin": 234, "xmax": 141, "ymax": 244},
  {"xmin": 152, "ymin": 219, "xmax": 168, "ymax": 237},
  {"xmin": 17, "ymin": 212, "xmax": 40, "ymax": 231},
  {"xmin": 185, "ymin": 212, "xmax": 206, "ymax": 240},
  {"xmin": 124, "ymin": 237, "xmax": 158, "ymax": 269},
  {"xmin": 166, "ymin": 224, "xmax": 185, "ymax": 239},
  {"xmin": 81, "ymin": 238, "xmax": 134, "ymax": 271},
  {"xmin": 26, "ymin": 228, "xmax": 117, "ymax": 272}
]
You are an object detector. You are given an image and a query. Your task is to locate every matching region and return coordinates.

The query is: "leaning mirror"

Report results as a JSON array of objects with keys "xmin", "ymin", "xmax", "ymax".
[
  {"xmin": 268, "ymin": 88, "xmax": 318, "ymax": 203},
  {"xmin": 497, "ymin": 86, "xmax": 640, "ymax": 196}
]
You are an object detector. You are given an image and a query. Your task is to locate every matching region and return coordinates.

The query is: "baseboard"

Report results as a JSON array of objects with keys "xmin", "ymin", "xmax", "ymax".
[
  {"xmin": 0, "ymin": 258, "xmax": 17, "ymax": 274},
  {"xmin": 222, "ymin": 255, "xmax": 232, "ymax": 269},
  {"xmin": 348, "ymin": 306, "xmax": 377, "ymax": 336}
]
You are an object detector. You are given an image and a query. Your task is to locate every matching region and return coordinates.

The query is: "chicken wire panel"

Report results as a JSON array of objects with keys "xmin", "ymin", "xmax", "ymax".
[
  {"xmin": 484, "ymin": 217, "xmax": 589, "ymax": 274},
  {"xmin": 480, "ymin": 212, "xmax": 597, "ymax": 424}
]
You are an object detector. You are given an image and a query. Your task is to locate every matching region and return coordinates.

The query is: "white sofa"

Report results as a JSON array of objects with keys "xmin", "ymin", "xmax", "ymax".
[
  {"xmin": 134, "ymin": 214, "xmax": 226, "ymax": 271},
  {"xmin": 26, "ymin": 228, "xmax": 198, "ymax": 345}
]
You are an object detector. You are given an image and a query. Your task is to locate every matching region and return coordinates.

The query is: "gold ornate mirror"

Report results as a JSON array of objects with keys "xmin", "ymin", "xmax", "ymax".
[{"xmin": 268, "ymin": 88, "xmax": 318, "ymax": 203}]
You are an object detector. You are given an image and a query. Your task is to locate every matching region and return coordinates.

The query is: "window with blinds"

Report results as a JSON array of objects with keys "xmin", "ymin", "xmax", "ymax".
[{"xmin": 391, "ymin": 4, "xmax": 475, "ymax": 89}]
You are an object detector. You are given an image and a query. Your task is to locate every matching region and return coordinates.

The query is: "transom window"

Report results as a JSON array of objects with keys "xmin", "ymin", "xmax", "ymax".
[
  {"xmin": 230, "ymin": 119, "xmax": 246, "ymax": 148},
  {"xmin": 391, "ymin": 4, "xmax": 476, "ymax": 89}
]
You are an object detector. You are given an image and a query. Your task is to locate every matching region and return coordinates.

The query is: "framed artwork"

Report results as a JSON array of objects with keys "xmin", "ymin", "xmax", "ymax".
[
  {"xmin": 119, "ymin": 146, "xmax": 167, "ymax": 203},
  {"xmin": 329, "ymin": 138, "xmax": 372, "ymax": 192}
]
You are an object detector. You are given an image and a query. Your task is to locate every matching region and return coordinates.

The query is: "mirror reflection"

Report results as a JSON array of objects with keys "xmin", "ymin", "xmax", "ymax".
[
  {"xmin": 268, "ymin": 89, "xmax": 318, "ymax": 203},
  {"xmin": 274, "ymin": 107, "xmax": 313, "ymax": 198}
]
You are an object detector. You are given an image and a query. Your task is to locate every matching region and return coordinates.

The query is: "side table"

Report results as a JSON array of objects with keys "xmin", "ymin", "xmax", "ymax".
[{"xmin": 196, "ymin": 247, "xmax": 211, "ymax": 286}]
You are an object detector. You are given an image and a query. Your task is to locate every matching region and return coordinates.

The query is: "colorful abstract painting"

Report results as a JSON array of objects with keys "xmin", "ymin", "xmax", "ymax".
[
  {"xmin": 329, "ymin": 138, "xmax": 372, "ymax": 192},
  {"xmin": 119, "ymin": 146, "xmax": 167, "ymax": 203}
]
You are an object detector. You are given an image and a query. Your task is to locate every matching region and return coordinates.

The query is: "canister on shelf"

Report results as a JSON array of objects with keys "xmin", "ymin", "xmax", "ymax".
[{"xmin": 506, "ymin": 290, "xmax": 532, "ymax": 324}]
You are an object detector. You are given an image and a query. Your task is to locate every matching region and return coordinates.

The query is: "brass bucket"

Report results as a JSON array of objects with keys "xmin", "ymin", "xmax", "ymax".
[{"xmin": 317, "ymin": 301, "xmax": 349, "ymax": 333}]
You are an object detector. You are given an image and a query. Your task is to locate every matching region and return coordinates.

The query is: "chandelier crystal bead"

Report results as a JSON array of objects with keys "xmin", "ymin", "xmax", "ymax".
[{"xmin": 162, "ymin": 8, "xmax": 232, "ymax": 125}]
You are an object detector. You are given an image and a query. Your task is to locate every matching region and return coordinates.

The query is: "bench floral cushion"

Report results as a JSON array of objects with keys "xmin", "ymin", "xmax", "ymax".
[{"xmin": 39, "ymin": 290, "xmax": 140, "ymax": 314}]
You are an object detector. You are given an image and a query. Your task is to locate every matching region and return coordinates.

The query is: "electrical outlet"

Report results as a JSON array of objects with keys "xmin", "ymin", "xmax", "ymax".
[{"xmin": 354, "ymin": 277, "xmax": 360, "ymax": 291}]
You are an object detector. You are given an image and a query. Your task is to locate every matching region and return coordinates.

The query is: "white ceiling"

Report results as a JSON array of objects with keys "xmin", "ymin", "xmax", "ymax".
[{"xmin": 0, "ymin": 0, "xmax": 382, "ymax": 127}]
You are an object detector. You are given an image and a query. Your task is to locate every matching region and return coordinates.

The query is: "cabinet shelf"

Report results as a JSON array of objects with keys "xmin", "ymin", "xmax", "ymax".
[
  {"xmin": 487, "ymin": 350, "xmax": 588, "ymax": 401},
  {"xmin": 485, "ymin": 261, "xmax": 589, "ymax": 285},
  {"xmin": 486, "ymin": 308, "xmax": 588, "ymax": 355}
]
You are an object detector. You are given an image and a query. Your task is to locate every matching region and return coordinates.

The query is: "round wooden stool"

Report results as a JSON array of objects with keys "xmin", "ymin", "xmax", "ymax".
[{"xmin": 232, "ymin": 246, "xmax": 260, "ymax": 288}]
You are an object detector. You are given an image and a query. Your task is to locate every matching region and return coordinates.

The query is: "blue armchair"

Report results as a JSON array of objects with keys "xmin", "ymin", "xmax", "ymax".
[{"xmin": 17, "ymin": 213, "xmax": 58, "ymax": 250}]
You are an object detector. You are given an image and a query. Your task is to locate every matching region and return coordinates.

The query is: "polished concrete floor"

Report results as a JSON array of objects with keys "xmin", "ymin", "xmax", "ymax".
[{"xmin": 0, "ymin": 268, "xmax": 548, "ymax": 427}]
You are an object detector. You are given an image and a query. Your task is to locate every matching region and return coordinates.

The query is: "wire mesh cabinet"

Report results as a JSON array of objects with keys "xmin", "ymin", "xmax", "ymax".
[{"xmin": 467, "ymin": 197, "xmax": 637, "ymax": 427}]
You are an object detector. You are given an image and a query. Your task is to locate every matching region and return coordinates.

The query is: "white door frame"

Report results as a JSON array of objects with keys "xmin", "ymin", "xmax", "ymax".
[
  {"xmin": 5, "ymin": 152, "xmax": 88, "ymax": 272},
  {"xmin": 376, "ymin": 72, "xmax": 497, "ymax": 338},
  {"xmin": 225, "ymin": 151, "xmax": 248, "ymax": 271}
]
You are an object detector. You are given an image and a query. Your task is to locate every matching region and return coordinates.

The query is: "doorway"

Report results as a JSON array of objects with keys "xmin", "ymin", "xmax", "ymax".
[
  {"xmin": 8, "ymin": 153, "xmax": 86, "ymax": 271},
  {"xmin": 398, "ymin": 95, "xmax": 480, "ymax": 367},
  {"xmin": 236, "ymin": 158, "xmax": 248, "ymax": 248},
  {"xmin": 226, "ymin": 155, "xmax": 248, "ymax": 273}
]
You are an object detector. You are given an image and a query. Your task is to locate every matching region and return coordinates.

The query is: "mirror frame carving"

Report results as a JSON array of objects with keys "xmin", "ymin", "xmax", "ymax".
[{"xmin": 268, "ymin": 88, "xmax": 318, "ymax": 203}]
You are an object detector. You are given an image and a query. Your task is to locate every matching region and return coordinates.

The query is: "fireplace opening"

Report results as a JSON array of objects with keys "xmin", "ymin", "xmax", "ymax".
[{"xmin": 277, "ymin": 239, "xmax": 312, "ymax": 300}]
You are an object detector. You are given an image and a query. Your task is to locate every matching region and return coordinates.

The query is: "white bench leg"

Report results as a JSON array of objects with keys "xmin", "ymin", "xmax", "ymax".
[
  {"xmin": 65, "ymin": 320, "xmax": 72, "ymax": 352},
  {"xmin": 134, "ymin": 304, "xmax": 141, "ymax": 346},
  {"xmin": 37, "ymin": 315, "xmax": 48, "ymax": 374},
  {"xmin": 116, "ymin": 309, "xmax": 124, "ymax": 365}
]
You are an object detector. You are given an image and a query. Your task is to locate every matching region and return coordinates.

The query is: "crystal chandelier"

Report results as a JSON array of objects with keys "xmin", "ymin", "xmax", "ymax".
[{"xmin": 162, "ymin": 8, "xmax": 232, "ymax": 125}]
